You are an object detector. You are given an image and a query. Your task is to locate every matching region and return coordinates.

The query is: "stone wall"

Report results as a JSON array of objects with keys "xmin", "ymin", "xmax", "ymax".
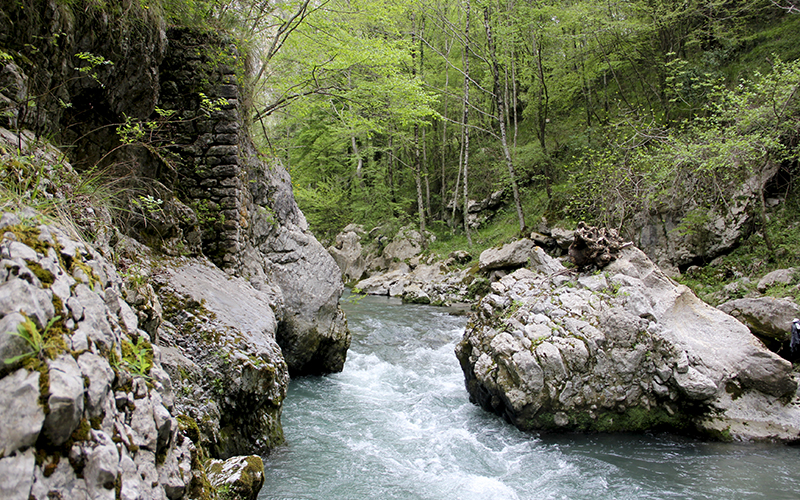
[
  {"xmin": 156, "ymin": 27, "xmax": 247, "ymax": 268},
  {"xmin": 154, "ymin": 28, "xmax": 351, "ymax": 375}
]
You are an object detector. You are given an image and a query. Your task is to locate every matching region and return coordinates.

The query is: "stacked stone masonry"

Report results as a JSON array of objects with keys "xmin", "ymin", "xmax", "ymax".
[{"xmin": 157, "ymin": 28, "xmax": 246, "ymax": 268}]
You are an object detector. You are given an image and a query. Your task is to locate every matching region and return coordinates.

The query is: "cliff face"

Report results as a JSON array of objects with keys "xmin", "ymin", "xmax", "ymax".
[
  {"xmin": 1, "ymin": 2, "xmax": 350, "ymax": 373},
  {"xmin": 0, "ymin": 2, "xmax": 349, "ymax": 498}
]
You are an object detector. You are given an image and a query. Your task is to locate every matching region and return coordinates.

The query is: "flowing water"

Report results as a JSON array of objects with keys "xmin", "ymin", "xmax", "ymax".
[{"xmin": 260, "ymin": 292, "xmax": 800, "ymax": 500}]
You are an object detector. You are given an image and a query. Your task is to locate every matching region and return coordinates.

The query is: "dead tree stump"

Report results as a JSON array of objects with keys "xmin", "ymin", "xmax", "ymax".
[{"xmin": 568, "ymin": 222, "xmax": 627, "ymax": 270}]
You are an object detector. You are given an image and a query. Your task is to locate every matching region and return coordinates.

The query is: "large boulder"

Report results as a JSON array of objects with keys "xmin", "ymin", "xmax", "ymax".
[
  {"xmin": 154, "ymin": 257, "xmax": 289, "ymax": 458},
  {"xmin": 756, "ymin": 268, "xmax": 797, "ymax": 293},
  {"xmin": 240, "ymin": 141, "xmax": 350, "ymax": 376},
  {"xmin": 328, "ymin": 225, "xmax": 368, "ymax": 284},
  {"xmin": 717, "ymin": 297, "xmax": 800, "ymax": 342},
  {"xmin": 479, "ymin": 239, "xmax": 537, "ymax": 271},
  {"xmin": 457, "ymin": 245, "xmax": 800, "ymax": 442},
  {"xmin": 630, "ymin": 166, "xmax": 777, "ymax": 271}
]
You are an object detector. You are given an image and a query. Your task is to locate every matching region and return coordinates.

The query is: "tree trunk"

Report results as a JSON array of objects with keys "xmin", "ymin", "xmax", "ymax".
[
  {"xmin": 414, "ymin": 123, "xmax": 426, "ymax": 236},
  {"xmin": 531, "ymin": 30, "xmax": 552, "ymax": 199},
  {"xmin": 411, "ymin": 13, "xmax": 426, "ymax": 238},
  {"xmin": 441, "ymin": 37, "xmax": 453, "ymax": 220},
  {"xmin": 419, "ymin": 15, "xmax": 432, "ymax": 221},
  {"xmin": 346, "ymin": 69, "xmax": 365, "ymax": 188},
  {"xmin": 388, "ymin": 135, "xmax": 396, "ymax": 206},
  {"xmin": 462, "ymin": 0, "xmax": 473, "ymax": 246},
  {"xmin": 484, "ymin": 6, "xmax": 525, "ymax": 232}
]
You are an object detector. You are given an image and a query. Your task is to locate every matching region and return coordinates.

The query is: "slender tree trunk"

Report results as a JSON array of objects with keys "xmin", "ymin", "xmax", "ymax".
[
  {"xmin": 441, "ymin": 38, "xmax": 453, "ymax": 220},
  {"xmin": 451, "ymin": 123, "xmax": 463, "ymax": 225},
  {"xmin": 351, "ymin": 135, "xmax": 363, "ymax": 180},
  {"xmin": 388, "ymin": 135, "xmax": 396, "ymax": 206},
  {"xmin": 511, "ymin": 39, "xmax": 518, "ymax": 149},
  {"xmin": 346, "ymin": 70, "xmax": 365, "ymax": 187},
  {"xmin": 423, "ymin": 127, "xmax": 431, "ymax": 219},
  {"xmin": 485, "ymin": 6, "xmax": 525, "ymax": 232},
  {"xmin": 419, "ymin": 15, "xmax": 432, "ymax": 221},
  {"xmin": 531, "ymin": 30, "xmax": 552, "ymax": 199},
  {"xmin": 462, "ymin": 0, "xmax": 473, "ymax": 246},
  {"xmin": 414, "ymin": 123, "xmax": 426, "ymax": 235},
  {"xmin": 411, "ymin": 14, "xmax": 426, "ymax": 237}
]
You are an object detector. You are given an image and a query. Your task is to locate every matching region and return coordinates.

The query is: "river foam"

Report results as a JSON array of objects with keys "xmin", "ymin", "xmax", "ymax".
[{"xmin": 260, "ymin": 293, "xmax": 800, "ymax": 500}]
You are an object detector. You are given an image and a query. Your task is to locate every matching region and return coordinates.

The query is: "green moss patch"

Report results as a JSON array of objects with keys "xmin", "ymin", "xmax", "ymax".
[{"xmin": 530, "ymin": 405, "xmax": 691, "ymax": 434}]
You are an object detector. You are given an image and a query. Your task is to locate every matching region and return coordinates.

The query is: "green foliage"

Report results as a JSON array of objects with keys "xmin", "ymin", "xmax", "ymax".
[
  {"xmin": 198, "ymin": 93, "xmax": 228, "ymax": 116},
  {"xmin": 565, "ymin": 57, "xmax": 800, "ymax": 229},
  {"xmin": 74, "ymin": 51, "xmax": 114, "ymax": 87},
  {"xmin": 4, "ymin": 316, "xmax": 63, "ymax": 365},
  {"xmin": 191, "ymin": 199, "xmax": 225, "ymax": 226},
  {"xmin": 132, "ymin": 194, "xmax": 164, "ymax": 213},
  {"xmin": 120, "ymin": 337, "xmax": 154, "ymax": 378}
]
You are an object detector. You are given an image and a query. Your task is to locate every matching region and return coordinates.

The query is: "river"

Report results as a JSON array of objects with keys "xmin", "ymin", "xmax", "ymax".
[{"xmin": 260, "ymin": 292, "xmax": 800, "ymax": 500}]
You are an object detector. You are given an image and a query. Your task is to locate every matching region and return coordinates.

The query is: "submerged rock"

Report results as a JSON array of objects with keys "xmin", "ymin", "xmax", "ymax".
[{"xmin": 457, "ymin": 245, "xmax": 800, "ymax": 442}]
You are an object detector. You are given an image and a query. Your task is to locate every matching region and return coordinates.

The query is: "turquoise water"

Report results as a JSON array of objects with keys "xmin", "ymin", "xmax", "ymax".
[{"xmin": 260, "ymin": 293, "xmax": 800, "ymax": 500}]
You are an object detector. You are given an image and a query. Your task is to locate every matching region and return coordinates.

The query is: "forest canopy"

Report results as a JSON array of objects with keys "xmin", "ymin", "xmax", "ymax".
[{"xmin": 155, "ymin": 0, "xmax": 800, "ymax": 244}]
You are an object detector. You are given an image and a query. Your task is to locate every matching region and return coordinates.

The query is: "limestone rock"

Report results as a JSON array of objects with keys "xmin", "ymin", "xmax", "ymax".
[
  {"xmin": 402, "ymin": 283, "xmax": 431, "ymax": 304},
  {"xmin": 155, "ymin": 257, "xmax": 289, "ymax": 457},
  {"xmin": 240, "ymin": 141, "xmax": 351, "ymax": 376},
  {"xmin": 81, "ymin": 431, "xmax": 120, "ymax": 499},
  {"xmin": 756, "ymin": 268, "xmax": 797, "ymax": 293},
  {"xmin": 631, "ymin": 166, "xmax": 777, "ymax": 270},
  {"xmin": 479, "ymin": 239, "xmax": 537, "ymax": 271},
  {"xmin": 718, "ymin": 297, "xmax": 800, "ymax": 342},
  {"xmin": 550, "ymin": 227, "xmax": 575, "ymax": 250},
  {"xmin": 0, "ymin": 449, "xmax": 36, "ymax": 500},
  {"xmin": 206, "ymin": 455, "xmax": 265, "ymax": 500},
  {"xmin": 457, "ymin": 245, "xmax": 800, "ymax": 442},
  {"xmin": 0, "ymin": 369, "xmax": 43, "ymax": 456},
  {"xmin": 382, "ymin": 226, "xmax": 426, "ymax": 263},
  {"xmin": 530, "ymin": 247, "xmax": 566, "ymax": 276},
  {"xmin": 0, "ymin": 212, "xmax": 209, "ymax": 499},
  {"xmin": 77, "ymin": 352, "xmax": 115, "ymax": 418},
  {"xmin": 0, "ymin": 277, "xmax": 55, "ymax": 332},
  {"xmin": 328, "ymin": 227, "xmax": 367, "ymax": 284},
  {"xmin": 0, "ymin": 312, "xmax": 29, "ymax": 376},
  {"xmin": 43, "ymin": 355, "xmax": 85, "ymax": 446}
]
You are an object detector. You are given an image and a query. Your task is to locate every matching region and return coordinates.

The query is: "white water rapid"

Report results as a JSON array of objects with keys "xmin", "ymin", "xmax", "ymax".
[{"xmin": 260, "ymin": 292, "xmax": 800, "ymax": 500}]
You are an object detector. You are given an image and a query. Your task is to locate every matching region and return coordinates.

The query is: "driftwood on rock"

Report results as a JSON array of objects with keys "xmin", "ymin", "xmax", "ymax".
[{"xmin": 568, "ymin": 222, "xmax": 628, "ymax": 269}]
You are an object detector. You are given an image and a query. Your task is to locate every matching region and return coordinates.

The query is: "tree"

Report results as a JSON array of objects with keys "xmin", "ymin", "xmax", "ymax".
[
  {"xmin": 461, "ymin": 0, "xmax": 473, "ymax": 246},
  {"xmin": 483, "ymin": 4, "xmax": 525, "ymax": 232}
]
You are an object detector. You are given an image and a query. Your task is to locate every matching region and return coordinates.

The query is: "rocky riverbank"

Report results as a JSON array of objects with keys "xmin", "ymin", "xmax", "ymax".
[
  {"xmin": 457, "ymin": 244, "xmax": 800, "ymax": 441},
  {"xmin": 0, "ymin": 134, "xmax": 349, "ymax": 499},
  {"xmin": 332, "ymin": 223, "xmax": 800, "ymax": 442}
]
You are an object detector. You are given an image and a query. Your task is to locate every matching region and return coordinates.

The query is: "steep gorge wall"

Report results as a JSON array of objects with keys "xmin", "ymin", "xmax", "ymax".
[
  {"xmin": 1, "ymin": 0, "xmax": 349, "ymax": 374},
  {"xmin": 152, "ymin": 28, "xmax": 349, "ymax": 375},
  {"xmin": 0, "ymin": 1, "xmax": 350, "ymax": 498}
]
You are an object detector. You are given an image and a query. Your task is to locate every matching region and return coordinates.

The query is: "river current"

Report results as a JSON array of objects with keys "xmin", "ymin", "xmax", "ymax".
[{"xmin": 260, "ymin": 292, "xmax": 800, "ymax": 500}]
